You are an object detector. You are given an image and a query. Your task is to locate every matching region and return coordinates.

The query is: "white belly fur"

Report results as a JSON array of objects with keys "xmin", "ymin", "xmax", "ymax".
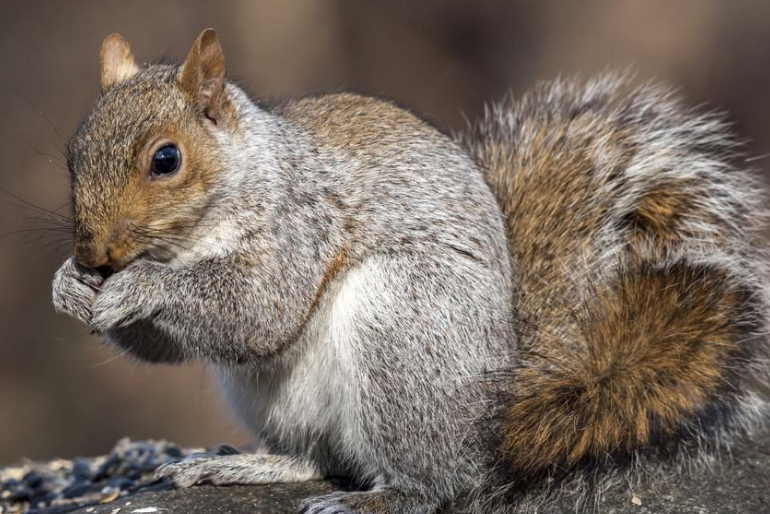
[{"xmin": 213, "ymin": 258, "xmax": 385, "ymax": 473}]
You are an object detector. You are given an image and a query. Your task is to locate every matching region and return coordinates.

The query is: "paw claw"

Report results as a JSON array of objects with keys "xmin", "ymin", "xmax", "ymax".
[{"xmin": 154, "ymin": 457, "xmax": 211, "ymax": 488}]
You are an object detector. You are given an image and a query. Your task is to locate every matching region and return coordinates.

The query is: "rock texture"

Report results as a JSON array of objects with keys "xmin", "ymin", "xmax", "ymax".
[
  {"xmin": 4, "ymin": 432, "xmax": 770, "ymax": 514},
  {"xmin": 72, "ymin": 435, "xmax": 770, "ymax": 514}
]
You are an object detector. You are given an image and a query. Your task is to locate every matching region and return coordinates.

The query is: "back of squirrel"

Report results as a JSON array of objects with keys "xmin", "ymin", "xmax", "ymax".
[{"xmin": 52, "ymin": 30, "xmax": 770, "ymax": 513}]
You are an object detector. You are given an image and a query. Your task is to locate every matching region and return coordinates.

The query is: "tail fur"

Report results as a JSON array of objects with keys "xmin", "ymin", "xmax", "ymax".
[{"xmin": 459, "ymin": 74, "xmax": 770, "ymax": 476}]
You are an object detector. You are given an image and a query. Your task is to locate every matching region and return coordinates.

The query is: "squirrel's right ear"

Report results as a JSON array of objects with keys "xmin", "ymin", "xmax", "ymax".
[
  {"xmin": 100, "ymin": 34, "xmax": 138, "ymax": 90},
  {"xmin": 179, "ymin": 28, "xmax": 227, "ymax": 125}
]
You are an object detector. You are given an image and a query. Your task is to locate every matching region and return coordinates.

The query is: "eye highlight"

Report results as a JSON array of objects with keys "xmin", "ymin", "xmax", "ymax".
[{"xmin": 150, "ymin": 144, "xmax": 181, "ymax": 178}]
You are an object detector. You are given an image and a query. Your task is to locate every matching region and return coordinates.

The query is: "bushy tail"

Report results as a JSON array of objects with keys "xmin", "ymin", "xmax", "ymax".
[{"xmin": 459, "ymin": 74, "xmax": 770, "ymax": 476}]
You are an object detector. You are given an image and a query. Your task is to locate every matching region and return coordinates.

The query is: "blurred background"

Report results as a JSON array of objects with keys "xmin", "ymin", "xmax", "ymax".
[{"xmin": 1, "ymin": 0, "xmax": 769, "ymax": 464}]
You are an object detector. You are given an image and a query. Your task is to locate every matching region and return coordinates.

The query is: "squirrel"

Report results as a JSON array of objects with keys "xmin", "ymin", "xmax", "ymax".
[{"xmin": 51, "ymin": 29, "xmax": 770, "ymax": 513}]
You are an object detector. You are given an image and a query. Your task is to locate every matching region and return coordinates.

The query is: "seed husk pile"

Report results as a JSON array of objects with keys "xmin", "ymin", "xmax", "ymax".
[{"xmin": 0, "ymin": 439, "xmax": 195, "ymax": 514}]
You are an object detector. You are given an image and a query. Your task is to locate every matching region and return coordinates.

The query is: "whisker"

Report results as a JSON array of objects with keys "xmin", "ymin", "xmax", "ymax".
[
  {"xmin": 10, "ymin": 86, "xmax": 68, "ymax": 155},
  {"xmin": 17, "ymin": 131, "xmax": 68, "ymax": 172},
  {"xmin": 128, "ymin": 224, "xmax": 220, "ymax": 251},
  {"xmin": 0, "ymin": 227, "xmax": 73, "ymax": 241},
  {"xmin": 89, "ymin": 345, "xmax": 133, "ymax": 368},
  {"xmin": 0, "ymin": 185, "xmax": 73, "ymax": 223},
  {"xmin": 52, "ymin": 329, "xmax": 94, "ymax": 343}
]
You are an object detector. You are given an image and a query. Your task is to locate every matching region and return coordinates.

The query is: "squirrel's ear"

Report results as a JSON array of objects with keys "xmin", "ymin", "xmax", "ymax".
[
  {"xmin": 100, "ymin": 34, "xmax": 139, "ymax": 90},
  {"xmin": 179, "ymin": 28, "xmax": 226, "ymax": 124}
]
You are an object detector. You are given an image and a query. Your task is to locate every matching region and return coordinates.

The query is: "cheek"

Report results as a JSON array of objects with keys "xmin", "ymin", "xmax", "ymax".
[
  {"xmin": 136, "ymin": 185, "xmax": 207, "ymax": 237},
  {"xmin": 172, "ymin": 148, "xmax": 219, "ymax": 219}
]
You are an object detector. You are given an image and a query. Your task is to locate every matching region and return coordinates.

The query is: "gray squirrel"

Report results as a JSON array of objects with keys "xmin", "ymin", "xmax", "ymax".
[{"xmin": 51, "ymin": 29, "xmax": 770, "ymax": 513}]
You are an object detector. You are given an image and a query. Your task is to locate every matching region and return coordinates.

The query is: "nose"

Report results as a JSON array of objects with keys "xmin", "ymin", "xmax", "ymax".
[
  {"xmin": 74, "ymin": 242, "xmax": 109, "ymax": 269},
  {"xmin": 74, "ymin": 217, "xmax": 134, "ymax": 269}
]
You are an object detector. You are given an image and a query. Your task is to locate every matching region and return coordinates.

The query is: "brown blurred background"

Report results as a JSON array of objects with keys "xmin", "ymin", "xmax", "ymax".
[{"xmin": 1, "ymin": 0, "xmax": 769, "ymax": 464}]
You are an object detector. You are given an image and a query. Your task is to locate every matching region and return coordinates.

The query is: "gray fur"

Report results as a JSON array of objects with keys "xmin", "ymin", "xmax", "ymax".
[{"xmin": 155, "ymin": 453, "xmax": 321, "ymax": 487}]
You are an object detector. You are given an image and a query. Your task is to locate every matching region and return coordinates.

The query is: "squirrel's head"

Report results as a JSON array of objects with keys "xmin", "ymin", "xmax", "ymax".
[{"xmin": 67, "ymin": 29, "xmax": 235, "ymax": 270}]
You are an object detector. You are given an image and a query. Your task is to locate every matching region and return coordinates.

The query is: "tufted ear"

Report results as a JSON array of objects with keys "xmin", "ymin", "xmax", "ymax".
[
  {"xmin": 179, "ymin": 28, "xmax": 226, "ymax": 124},
  {"xmin": 100, "ymin": 34, "xmax": 139, "ymax": 90}
]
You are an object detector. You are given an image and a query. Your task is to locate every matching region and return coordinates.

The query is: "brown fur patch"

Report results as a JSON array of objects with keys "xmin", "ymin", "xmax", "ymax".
[
  {"xmin": 501, "ymin": 259, "xmax": 747, "ymax": 474},
  {"xmin": 626, "ymin": 181, "xmax": 724, "ymax": 250},
  {"xmin": 98, "ymin": 118, "xmax": 221, "ymax": 269},
  {"xmin": 484, "ymin": 119, "xmax": 632, "ymax": 304},
  {"xmin": 305, "ymin": 247, "xmax": 349, "ymax": 320},
  {"xmin": 276, "ymin": 94, "xmax": 437, "ymax": 155}
]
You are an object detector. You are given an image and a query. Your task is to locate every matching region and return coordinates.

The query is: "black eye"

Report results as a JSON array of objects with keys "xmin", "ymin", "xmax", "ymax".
[{"xmin": 150, "ymin": 144, "xmax": 181, "ymax": 177}]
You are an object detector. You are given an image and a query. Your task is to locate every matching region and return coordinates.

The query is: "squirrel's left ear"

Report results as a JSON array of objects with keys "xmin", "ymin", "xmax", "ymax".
[
  {"xmin": 179, "ymin": 28, "xmax": 227, "ymax": 124},
  {"xmin": 100, "ymin": 34, "xmax": 139, "ymax": 90}
]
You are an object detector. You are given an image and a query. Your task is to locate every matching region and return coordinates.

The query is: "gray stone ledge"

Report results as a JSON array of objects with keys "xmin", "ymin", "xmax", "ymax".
[
  {"xmin": 72, "ymin": 435, "xmax": 770, "ymax": 514},
  {"xmin": 5, "ymin": 431, "xmax": 770, "ymax": 514}
]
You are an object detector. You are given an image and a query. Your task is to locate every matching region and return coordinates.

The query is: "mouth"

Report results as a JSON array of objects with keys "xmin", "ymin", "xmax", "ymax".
[
  {"xmin": 103, "ymin": 246, "xmax": 156, "ymax": 272},
  {"xmin": 94, "ymin": 265, "xmax": 115, "ymax": 281}
]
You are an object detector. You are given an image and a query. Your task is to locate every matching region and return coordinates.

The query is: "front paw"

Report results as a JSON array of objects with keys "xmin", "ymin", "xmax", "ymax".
[
  {"xmin": 52, "ymin": 257, "xmax": 104, "ymax": 324},
  {"xmin": 90, "ymin": 264, "xmax": 156, "ymax": 333},
  {"xmin": 156, "ymin": 452, "xmax": 321, "ymax": 487}
]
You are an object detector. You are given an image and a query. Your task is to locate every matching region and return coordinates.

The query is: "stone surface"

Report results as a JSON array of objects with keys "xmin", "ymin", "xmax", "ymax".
[
  {"xmin": 6, "ymin": 432, "xmax": 770, "ymax": 514},
  {"xmin": 69, "ymin": 436, "xmax": 770, "ymax": 514},
  {"xmin": 75, "ymin": 482, "xmax": 338, "ymax": 514}
]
